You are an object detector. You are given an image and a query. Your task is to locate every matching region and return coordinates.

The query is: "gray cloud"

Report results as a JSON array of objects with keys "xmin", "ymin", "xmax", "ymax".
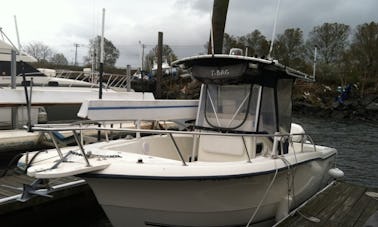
[
  {"xmin": 2, "ymin": 0, "xmax": 376, "ymax": 68},
  {"xmin": 225, "ymin": 0, "xmax": 378, "ymax": 37}
]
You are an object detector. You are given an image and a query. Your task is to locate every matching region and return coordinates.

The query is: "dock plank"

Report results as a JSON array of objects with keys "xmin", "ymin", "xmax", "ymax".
[
  {"xmin": 0, "ymin": 186, "xmax": 18, "ymax": 198},
  {"xmin": 344, "ymin": 188, "xmax": 374, "ymax": 226},
  {"xmin": 276, "ymin": 181, "xmax": 378, "ymax": 227},
  {"xmin": 354, "ymin": 187, "xmax": 378, "ymax": 226},
  {"xmin": 1, "ymin": 175, "xmax": 32, "ymax": 185},
  {"xmin": 326, "ymin": 184, "xmax": 366, "ymax": 225},
  {"xmin": 287, "ymin": 182, "xmax": 354, "ymax": 227},
  {"xmin": 0, "ymin": 170, "xmax": 84, "ymax": 201},
  {"xmin": 0, "ymin": 176, "xmax": 31, "ymax": 189},
  {"xmin": 305, "ymin": 182, "xmax": 356, "ymax": 226}
]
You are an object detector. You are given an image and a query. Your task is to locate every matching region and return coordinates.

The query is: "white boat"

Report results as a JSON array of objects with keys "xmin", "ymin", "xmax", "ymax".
[
  {"xmin": 0, "ymin": 38, "xmax": 154, "ymax": 129},
  {"xmin": 18, "ymin": 53, "xmax": 339, "ymax": 226}
]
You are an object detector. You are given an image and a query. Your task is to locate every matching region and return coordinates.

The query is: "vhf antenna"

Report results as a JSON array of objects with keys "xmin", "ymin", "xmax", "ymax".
[{"xmin": 267, "ymin": 0, "xmax": 282, "ymax": 59}]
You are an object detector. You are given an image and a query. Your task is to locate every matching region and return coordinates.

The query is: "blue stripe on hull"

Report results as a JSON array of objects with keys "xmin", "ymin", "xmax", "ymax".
[{"xmin": 88, "ymin": 105, "xmax": 198, "ymax": 110}]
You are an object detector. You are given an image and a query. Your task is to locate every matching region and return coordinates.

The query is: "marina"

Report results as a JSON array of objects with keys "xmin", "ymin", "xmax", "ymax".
[{"xmin": 0, "ymin": 0, "xmax": 377, "ymax": 226}]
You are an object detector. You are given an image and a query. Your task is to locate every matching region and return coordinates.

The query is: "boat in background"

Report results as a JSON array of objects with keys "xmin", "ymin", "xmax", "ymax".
[
  {"xmin": 0, "ymin": 38, "xmax": 154, "ymax": 129},
  {"xmin": 17, "ymin": 50, "xmax": 340, "ymax": 226}
]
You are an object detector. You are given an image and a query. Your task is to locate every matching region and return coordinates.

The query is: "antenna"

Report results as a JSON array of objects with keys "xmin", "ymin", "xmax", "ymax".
[
  {"xmin": 312, "ymin": 46, "xmax": 318, "ymax": 81},
  {"xmin": 267, "ymin": 0, "xmax": 282, "ymax": 59},
  {"xmin": 14, "ymin": 15, "xmax": 22, "ymax": 50}
]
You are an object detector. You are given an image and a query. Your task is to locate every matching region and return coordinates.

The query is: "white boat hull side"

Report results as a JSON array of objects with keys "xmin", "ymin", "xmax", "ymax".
[{"xmin": 84, "ymin": 156, "xmax": 335, "ymax": 227}]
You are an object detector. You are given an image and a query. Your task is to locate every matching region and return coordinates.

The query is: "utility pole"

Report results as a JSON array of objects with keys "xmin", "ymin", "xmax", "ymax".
[{"xmin": 74, "ymin": 43, "xmax": 80, "ymax": 66}]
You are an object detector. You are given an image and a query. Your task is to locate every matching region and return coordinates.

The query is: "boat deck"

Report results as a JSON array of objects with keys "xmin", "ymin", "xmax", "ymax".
[{"xmin": 276, "ymin": 181, "xmax": 378, "ymax": 226}]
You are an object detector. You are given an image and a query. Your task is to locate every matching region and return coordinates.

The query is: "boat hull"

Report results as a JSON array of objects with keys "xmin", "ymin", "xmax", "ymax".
[{"xmin": 84, "ymin": 156, "xmax": 335, "ymax": 227}]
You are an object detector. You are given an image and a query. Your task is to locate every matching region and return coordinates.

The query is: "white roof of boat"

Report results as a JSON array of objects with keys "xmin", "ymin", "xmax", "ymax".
[
  {"xmin": 0, "ymin": 40, "xmax": 37, "ymax": 62},
  {"xmin": 172, "ymin": 54, "xmax": 275, "ymax": 65},
  {"xmin": 172, "ymin": 54, "xmax": 314, "ymax": 81}
]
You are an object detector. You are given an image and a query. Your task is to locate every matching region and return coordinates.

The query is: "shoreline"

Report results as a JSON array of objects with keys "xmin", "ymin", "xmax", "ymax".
[{"xmin": 293, "ymin": 101, "xmax": 378, "ymax": 122}]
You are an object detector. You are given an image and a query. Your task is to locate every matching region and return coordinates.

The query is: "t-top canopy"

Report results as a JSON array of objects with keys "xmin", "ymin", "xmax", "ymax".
[{"xmin": 172, "ymin": 54, "xmax": 314, "ymax": 85}]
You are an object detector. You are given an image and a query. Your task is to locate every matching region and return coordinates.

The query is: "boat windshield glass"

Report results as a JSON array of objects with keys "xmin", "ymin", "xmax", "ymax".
[{"xmin": 201, "ymin": 84, "xmax": 261, "ymax": 131}]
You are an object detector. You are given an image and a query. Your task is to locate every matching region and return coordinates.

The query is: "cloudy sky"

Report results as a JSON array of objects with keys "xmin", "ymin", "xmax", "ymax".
[{"xmin": 1, "ymin": 0, "xmax": 377, "ymax": 68}]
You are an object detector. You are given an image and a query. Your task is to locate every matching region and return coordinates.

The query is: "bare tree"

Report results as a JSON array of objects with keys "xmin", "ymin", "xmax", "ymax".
[
  {"xmin": 220, "ymin": 30, "xmax": 269, "ymax": 57},
  {"xmin": 306, "ymin": 23, "xmax": 350, "ymax": 82},
  {"xmin": 307, "ymin": 23, "xmax": 350, "ymax": 65},
  {"xmin": 349, "ymin": 22, "xmax": 378, "ymax": 97},
  {"xmin": 242, "ymin": 30, "xmax": 269, "ymax": 57},
  {"xmin": 50, "ymin": 53, "xmax": 68, "ymax": 65},
  {"xmin": 222, "ymin": 33, "xmax": 244, "ymax": 54},
  {"xmin": 273, "ymin": 28, "xmax": 306, "ymax": 70},
  {"xmin": 24, "ymin": 41, "xmax": 53, "ymax": 62}
]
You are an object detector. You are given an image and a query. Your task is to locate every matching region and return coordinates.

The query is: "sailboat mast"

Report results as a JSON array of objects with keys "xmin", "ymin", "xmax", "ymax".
[
  {"xmin": 14, "ymin": 15, "xmax": 22, "ymax": 51},
  {"xmin": 99, "ymin": 8, "xmax": 105, "ymax": 99}
]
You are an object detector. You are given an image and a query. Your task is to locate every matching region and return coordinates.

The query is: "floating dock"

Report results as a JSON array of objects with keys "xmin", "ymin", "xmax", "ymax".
[
  {"xmin": 0, "ymin": 170, "xmax": 110, "ymax": 226},
  {"xmin": 275, "ymin": 181, "xmax": 378, "ymax": 226},
  {"xmin": 0, "ymin": 170, "xmax": 85, "ymax": 208},
  {"xmin": 0, "ymin": 129, "xmax": 43, "ymax": 153}
]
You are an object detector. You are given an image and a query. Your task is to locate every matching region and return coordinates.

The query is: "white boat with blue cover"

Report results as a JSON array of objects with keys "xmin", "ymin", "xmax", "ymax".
[{"xmin": 18, "ymin": 53, "xmax": 339, "ymax": 227}]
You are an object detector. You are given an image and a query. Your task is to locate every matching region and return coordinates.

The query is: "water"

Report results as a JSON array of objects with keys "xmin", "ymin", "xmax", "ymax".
[{"xmin": 293, "ymin": 114, "xmax": 378, "ymax": 188}]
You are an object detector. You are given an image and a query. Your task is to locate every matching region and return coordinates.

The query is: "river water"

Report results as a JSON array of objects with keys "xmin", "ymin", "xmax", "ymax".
[{"xmin": 293, "ymin": 115, "xmax": 378, "ymax": 188}]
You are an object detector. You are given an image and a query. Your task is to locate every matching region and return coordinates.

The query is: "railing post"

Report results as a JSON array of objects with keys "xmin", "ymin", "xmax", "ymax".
[
  {"xmin": 136, "ymin": 120, "xmax": 141, "ymax": 138},
  {"xmin": 168, "ymin": 133, "xmax": 187, "ymax": 166},
  {"xmin": 271, "ymin": 132, "xmax": 281, "ymax": 156},
  {"xmin": 251, "ymin": 136, "xmax": 257, "ymax": 159},
  {"xmin": 126, "ymin": 65, "xmax": 131, "ymax": 92},
  {"xmin": 72, "ymin": 130, "xmax": 91, "ymax": 167},
  {"xmin": 242, "ymin": 136, "xmax": 252, "ymax": 163},
  {"xmin": 48, "ymin": 132, "xmax": 64, "ymax": 160}
]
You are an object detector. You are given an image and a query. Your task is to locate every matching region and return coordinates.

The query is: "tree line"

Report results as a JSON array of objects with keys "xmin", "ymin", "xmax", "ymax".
[
  {"xmin": 23, "ymin": 36, "xmax": 119, "ymax": 68},
  {"xmin": 24, "ymin": 21, "xmax": 377, "ymax": 96},
  {"xmin": 24, "ymin": 41, "xmax": 69, "ymax": 66},
  {"xmin": 221, "ymin": 21, "xmax": 378, "ymax": 97}
]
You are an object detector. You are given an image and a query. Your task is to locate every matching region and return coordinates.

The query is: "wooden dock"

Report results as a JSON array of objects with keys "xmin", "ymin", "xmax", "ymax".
[
  {"xmin": 0, "ymin": 170, "xmax": 111, "ymax": 226},
  {"xmin": 0, "ymin": 170, "xmax": 85, "ymax": 214},
  {"xmin": 275, "ymin": 181, "xmax": 378, "ymax": 227}
]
